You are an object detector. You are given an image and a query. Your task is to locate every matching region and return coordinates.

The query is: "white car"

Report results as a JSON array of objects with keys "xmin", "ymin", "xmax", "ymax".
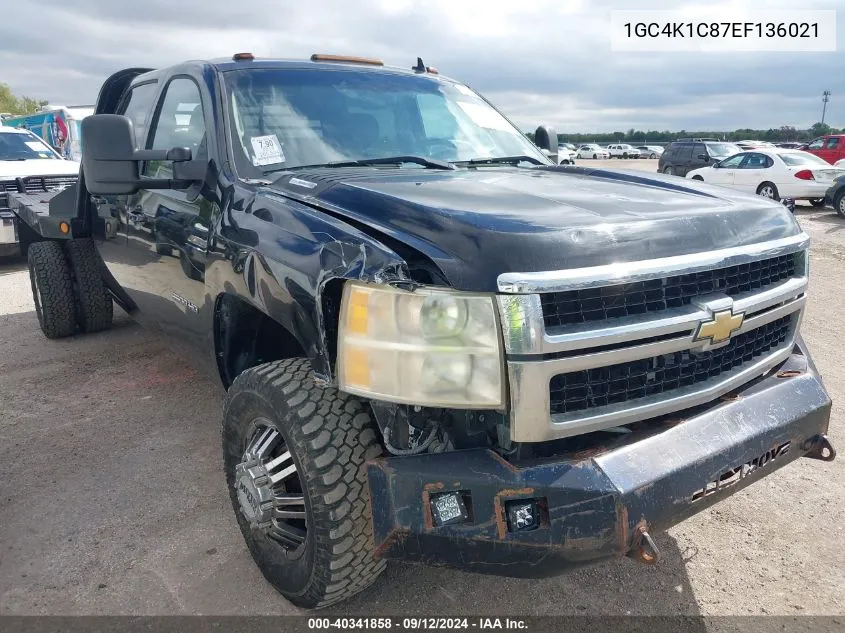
[
  {"xmin": 557, "ymin": 147, "xmax": 577, "ymax": 165},
  {"xmin": 836, "ymin": 158, "xmax": 845, "ymax": 168},
  {"xmin": 636, "ymin": 145, "xmax": 664, "ymax": 159},
  {"xmin": 577, "ymin": 144, "xmax": 610, "ymax": 159},
  {"xmin": 686, "ymin": 148, "xmax": 844, "ymax": 205},
  {"xmin": 0, "ymin": 126, "xmax": 80, "ymax": 257},
  {"xmin": 607, "ymin": 144, "xmax": 642, "ymax": 159}
]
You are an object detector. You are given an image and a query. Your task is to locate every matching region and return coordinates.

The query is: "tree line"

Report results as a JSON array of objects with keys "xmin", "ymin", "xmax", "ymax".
[
  {"xmin": 0, "ymin": 82, "xmax": 47, "ymax": 116},
  {"xmin": 528, "ymin": 122, "xmax": 842, "ymax": 145}
]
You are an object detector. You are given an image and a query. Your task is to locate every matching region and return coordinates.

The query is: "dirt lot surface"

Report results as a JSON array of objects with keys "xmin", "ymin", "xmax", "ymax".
[{"xmin": 1, "ymin": 158, "xmax": 843, "ymax": 616}]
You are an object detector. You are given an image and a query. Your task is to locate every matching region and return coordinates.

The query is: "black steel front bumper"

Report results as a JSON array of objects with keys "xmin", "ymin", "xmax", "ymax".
[{"xmin": 366, "ymin": 343, "xmax": 834, "ymax": 577}]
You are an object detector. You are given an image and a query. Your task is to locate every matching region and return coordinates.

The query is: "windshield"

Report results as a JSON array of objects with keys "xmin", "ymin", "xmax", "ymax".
[
  {"xmin": 707, "ymin": 142, "xmax": 742, "ymax": 157},
  {"xmin": 778, "ymin": 152, "xmax": 831, "ymax": 167},
  {"xmin": 0, "ymin": 131, "xmax": 58, "ymax": 160},
  {"xmin": 223, "ymin": 68, "xmax": 547, "ymax": 175}
]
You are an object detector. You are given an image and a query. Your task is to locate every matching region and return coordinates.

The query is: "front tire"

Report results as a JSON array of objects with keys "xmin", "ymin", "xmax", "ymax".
[
  {"xmin": 27, "ymin": 241, "xmax": 77, "ymax": 339},
  {"xmin": 834, "ymin": 191, "xmax": 845, "ymax": 218},
  {"xmin": 223, "ymin": 359, "xmax": 386, "ymax": 609},
  {"xmin": 64, "ymin": 239, "xmax": 113, "ymax": 333},
  {"xmin": 756, "ymin": 182, "xmax": 780, "ymax": 201},
  {"xmin": 664, "ymin": 166, "xmax": 674, "ymax": 175},
  {"xmin": 649, "ymin": 153, "xmax": 657, "ymax": 159},
  {"xmin": 592, "ymin": 153, "xmax": 597, "ymax": 159},
  {"xmin": 810, "ymin": 198, "xmax": 826, "ymax": 208},
  {"xmin": 692, "ymin": 175, "xmax": 704, "ymax": 181}
]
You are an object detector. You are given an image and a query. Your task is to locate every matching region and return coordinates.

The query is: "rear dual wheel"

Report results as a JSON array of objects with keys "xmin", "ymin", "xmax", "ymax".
[{"xmin": 27, "ymin": 239, "xmax": 113, "ymax": 339}]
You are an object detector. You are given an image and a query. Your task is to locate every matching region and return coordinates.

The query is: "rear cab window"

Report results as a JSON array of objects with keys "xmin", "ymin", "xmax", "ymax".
[{"xmin": 116, "ymin": 82, "xmax": 159, "ymax": 149}]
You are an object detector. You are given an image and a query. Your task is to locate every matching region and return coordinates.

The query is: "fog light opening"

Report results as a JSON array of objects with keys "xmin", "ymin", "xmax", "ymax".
[
  {"xmin": 505, "ymin": 499, "xmax": 543, "ymax": 532},
  {"xmin": 430, "ymin": 491, "xmax": 472, "ymax": 527}
]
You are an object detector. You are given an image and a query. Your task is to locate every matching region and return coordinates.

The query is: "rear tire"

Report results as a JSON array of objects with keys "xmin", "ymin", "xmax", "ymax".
[
  {"xmin": 64, "ymin": 239, "xmax": 113, "ymax": 334},
  {"xmin": 809, "ymin": 198, "xmax": 826, "ymax": 208},
  {"xmin": 592, "ymin": 153, "xmax": 597, "ymax": 159},
  {"xmin": 834, "ymin": 192, "xmax": 845, "ymax": 218},
  {"xmin": 223, "ymin": 358, "xmax": 386, "ymax": 609},
  {"xmin": 27, "ymin": 241, "xmax": 77, "ymax": 339},
  {"xmin": 756, "ymin": 182, "xmax": 780, "ymax": 201},
  {"xmin": 649, "ymin": 153, "xmax": 657, "ymax": 159}
]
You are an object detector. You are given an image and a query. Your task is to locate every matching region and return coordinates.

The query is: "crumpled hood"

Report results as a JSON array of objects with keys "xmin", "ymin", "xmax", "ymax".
[
  {"xmin": 0, "ymin": 159, "xmax": 80, "ymax": 179},
  {"xmin": 269, "ymin": 166, "xmax": 802, "ymax": 292}
]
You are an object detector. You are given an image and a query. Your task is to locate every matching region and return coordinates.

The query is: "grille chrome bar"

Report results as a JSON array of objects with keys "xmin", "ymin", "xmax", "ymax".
[
  {"xmin": 497, "ymin": 233, "xmax": 809, "ymax": 294},
  {"xmin": 497, "ymin": 235, "xmax": 810, "ymax": 442},
  {"xmin": 498, "ymin": 275, "xmax": 806, "ymax": 356}
]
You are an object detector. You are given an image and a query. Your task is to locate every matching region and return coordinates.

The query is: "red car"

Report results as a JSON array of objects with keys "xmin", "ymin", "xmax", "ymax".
[{"xmin": 803, "ymin": 134, "xmax": 845, "ymax": 164}]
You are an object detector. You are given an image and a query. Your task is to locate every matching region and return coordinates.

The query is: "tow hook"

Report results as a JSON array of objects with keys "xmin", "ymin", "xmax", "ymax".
[
  {"xmin": 628, "ymin": 525, "xmax": 660, "ymax": 565},
  {"xmin": 805, "ymin": 435, "xmax": 837, "ymax": 462}
]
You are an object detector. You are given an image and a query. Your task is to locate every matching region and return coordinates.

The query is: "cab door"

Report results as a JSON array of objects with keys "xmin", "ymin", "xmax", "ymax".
[
  {"xmin": 822, "ymin": 136, "xmax": 843, "ymax": 164},
  {"xmin": 121, "ymin": 76, "xmax": 214, "ymax": 348},
  {"xmin": 706, "ymin": 153, "xmax": 744, "ymax": 188},
  {"xmin": 732, "ymin": 152, "xmax": 771, "ymax": 193}
]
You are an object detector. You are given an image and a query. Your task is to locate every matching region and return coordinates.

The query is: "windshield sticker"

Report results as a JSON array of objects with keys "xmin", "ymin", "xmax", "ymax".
[
  {"xmin": 250, "ymin": 134, "xmax": 285, "ymax": 166},
  {"xmin": 25, "ymin": 141, "xmax": 47, "ymax": 151},
  {"xmin": 455, "ymin": 101, "xmax": 511, "ymax": 132}
]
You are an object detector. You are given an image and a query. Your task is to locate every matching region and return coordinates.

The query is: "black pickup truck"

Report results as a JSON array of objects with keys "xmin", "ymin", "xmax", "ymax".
[{"xmin": 12, "ymin": 53, "xmax": 836, "ymax": 609}]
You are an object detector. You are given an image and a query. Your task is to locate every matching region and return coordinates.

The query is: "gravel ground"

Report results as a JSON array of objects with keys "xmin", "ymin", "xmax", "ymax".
[{"xmin": 0, "ymin": 159, "xmax": 842, "ymax": 616}]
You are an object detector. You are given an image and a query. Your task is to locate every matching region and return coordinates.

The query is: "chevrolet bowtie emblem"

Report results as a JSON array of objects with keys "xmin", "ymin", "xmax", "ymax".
[{"xmin": 694, "ymin": 309, "xmax": 744, "ymax": 344}]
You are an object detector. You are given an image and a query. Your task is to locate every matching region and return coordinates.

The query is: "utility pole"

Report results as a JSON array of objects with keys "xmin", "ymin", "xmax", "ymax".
[{"xmin": 822, "ymin": 90, "xmax": 831, "ymax": 125}]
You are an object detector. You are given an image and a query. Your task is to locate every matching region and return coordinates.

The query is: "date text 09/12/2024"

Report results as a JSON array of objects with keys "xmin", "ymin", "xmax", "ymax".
[{"xmin": 308, "ymin": 619, "xmax": 528, "ymax": 630}]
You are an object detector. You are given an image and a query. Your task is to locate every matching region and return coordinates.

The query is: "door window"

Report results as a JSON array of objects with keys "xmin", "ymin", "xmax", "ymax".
[
  {"xmin": 807, "ymin": 138, "xmax": 825, "ymax": 150},
  {"xmin": 824, "ymin": 137, "xmax": 841, "ymax": 149},
  {"xmin": 717, "ymin": 154, "xmax": 745, "ymax": 168},
  {"xmin": 116, "ymin": 82, "xmax": 158, "ymax": 149},
  {"xmin": 144, "ymin": 77, "xmax": 207, "ymax": 178},
  {"xmin": 739, "ymin": 153, "xmax": 772, "ymax": 169}
]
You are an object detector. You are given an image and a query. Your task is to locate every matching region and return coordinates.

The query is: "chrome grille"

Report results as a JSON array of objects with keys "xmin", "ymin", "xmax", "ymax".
[
  {"xmin": 541, "ymin": 254, "xmax": 796, "ymax": 327},
  {"xmin": 549, "ymin": 315, "xmax": 792, "ymax": 415},
  {"xmin": 496, "ymin": 233, "xmax": 810, "ymax": 443}
]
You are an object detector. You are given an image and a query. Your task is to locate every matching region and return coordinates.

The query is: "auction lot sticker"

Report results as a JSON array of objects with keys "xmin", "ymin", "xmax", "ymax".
[{"xmin": 610, "ymin": 9, "xmax": 836, "ymax": 52}]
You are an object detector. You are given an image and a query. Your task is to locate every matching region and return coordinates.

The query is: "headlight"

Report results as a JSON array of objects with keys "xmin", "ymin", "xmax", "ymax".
[{"xmin": 337, "ymin": 282, "xmax": 504, "ymax": 408}]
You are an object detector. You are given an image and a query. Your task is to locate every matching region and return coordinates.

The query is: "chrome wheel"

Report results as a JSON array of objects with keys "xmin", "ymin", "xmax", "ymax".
[
  {"xmin": 838, "ymin": 195, "xmax": 845, "ymax": 218},
  {"xmin": 664, "ymin": 166, "xmax": 673, "ymax": 175},
  {"xmin": 235, "ymin": 420, "xmax": 307, "ymax": 552},
  {"xmin": 758, "ymin": 184, "xmax": 776, "ymax": 199}
]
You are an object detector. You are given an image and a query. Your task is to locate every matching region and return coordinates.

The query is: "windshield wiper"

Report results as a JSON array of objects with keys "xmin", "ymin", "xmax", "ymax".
[
  {"xmin": 453, "ymin": 155, "xmax": 546, "ymax": 166},
  {"xmin": 276, "ymin": 155, "xmax": 455, "ymax": 172}
]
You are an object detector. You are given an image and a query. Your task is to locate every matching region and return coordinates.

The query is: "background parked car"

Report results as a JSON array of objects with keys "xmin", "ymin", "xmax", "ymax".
[
  {"xmin": 577, "ymin": 144, "xmax": 610, "ymax": 159},
  {"xmin": 803, "ymin": 135, "xmax": 845, "ymax": 165},
  {"xmin": 557, "ymin": 146, "xmax": 577, "ymax": 164},
  {"xmin": 736, "ymin": 140, "xmax": 775, "ymax": 151},
  {"xmin": 686, "ymin": 148, "xmax": 844, "ymax": 205},
  {"xmin": 825, "ymin": 174, "xmax": 845, "ymax": 217},
  {"xmin": 636, "ymin": 145, "xmax": 663, "ymax": 159},
  {"xmin": 776, "ymin": 142, "xmax": 804, "ymax": 149},
  {"xmin": 606, "ymin": 143, "xmax": 642, "ymax": 158},
  {"xmin": 658, "ymin": 140, "xmax": 742, "ymax": 176},
  {"xmin": 558, "ymin": 142, "xmax": 577, "ymax": 151}
]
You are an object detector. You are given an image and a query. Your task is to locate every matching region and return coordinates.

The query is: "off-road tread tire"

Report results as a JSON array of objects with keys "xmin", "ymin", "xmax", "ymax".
[
  {"xmin": 27, "ymin": 241, "xmax": 77, "ymax": 339},
  {"xmin": 64, "ymin": 239, "xmax": 113, "ymax": 333},
  {"xmin": 223, "ymin": 358, "xmax": 385, "ymax": 609}
]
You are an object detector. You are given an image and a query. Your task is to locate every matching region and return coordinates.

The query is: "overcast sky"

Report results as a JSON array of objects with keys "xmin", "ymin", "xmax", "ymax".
[{"xmin": 1, "ymin": 0, "xmax": 842, "ymax": 132}]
